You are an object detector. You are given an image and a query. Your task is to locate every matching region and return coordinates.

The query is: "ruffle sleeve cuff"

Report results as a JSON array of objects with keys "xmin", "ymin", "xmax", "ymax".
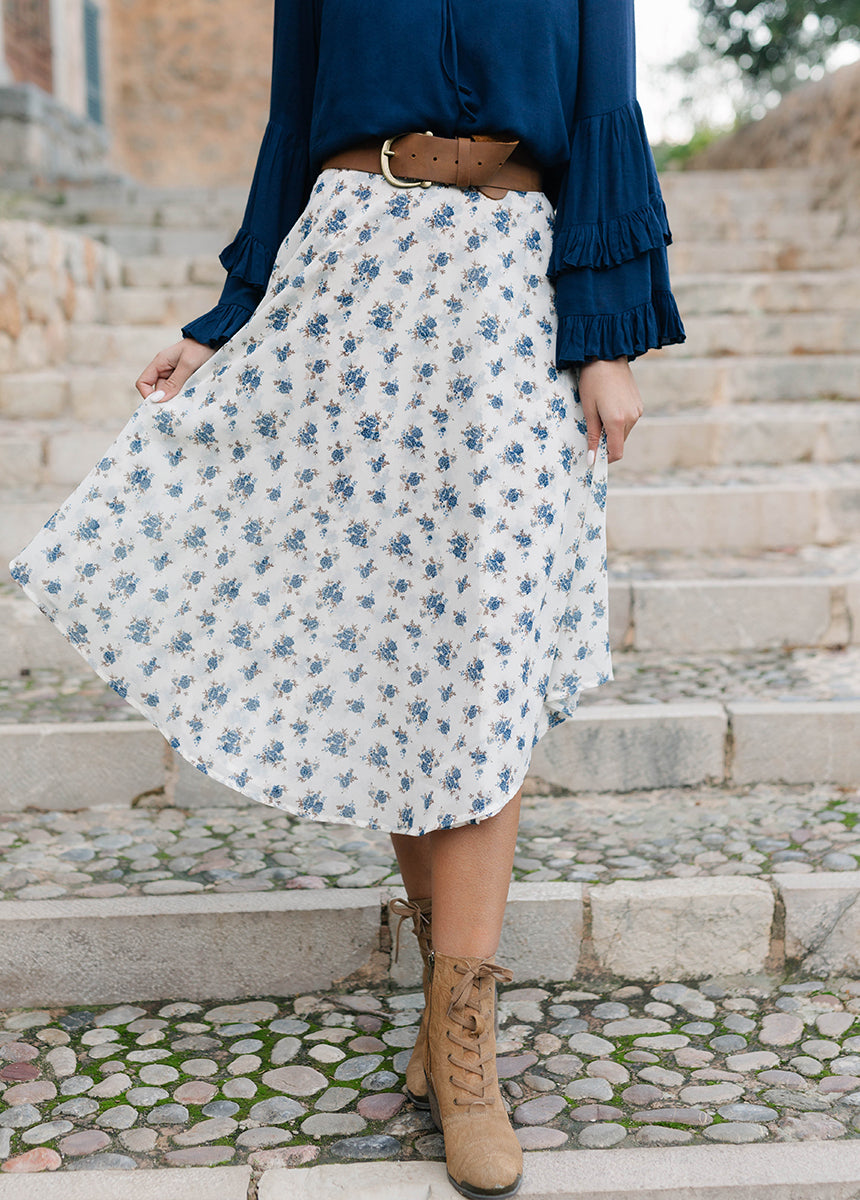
[
  {"xmin": 555, "ymin": 289, "xmax": 686, "ymax": 368},
  {"xmin": 180, "ymin": 121, "xmax": 313, "ymax": 346},
  {"xmin": 553, "ymin": 243, "xmax": 686, "ymax": 368},
  {"xmin": 180, "ymin": 275, "xmax": 262, "ymax": 349},
  {"xmin": 548, "ymin": 99, "xmax": 686, "ymax": 367},
  {"xmin": 217, "ymin": 120, "xmax": 313, "ymax": 290},
  {"xmin": 179, "ymin": 301, "xmax": 256, "ymax": 349},
  {"xmin": 548, "ymin": 99, "xmax": 672, "ymax": 278}
]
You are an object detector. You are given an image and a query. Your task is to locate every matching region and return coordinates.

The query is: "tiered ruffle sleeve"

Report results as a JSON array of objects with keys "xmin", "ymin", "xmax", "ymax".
[
  {"xmin": 180, "ymin": 0, "xmax": 319, "ymax": 348},
  {"xmin": 548, "ymin": 0, "xmax": 686, "ymax": 367}
]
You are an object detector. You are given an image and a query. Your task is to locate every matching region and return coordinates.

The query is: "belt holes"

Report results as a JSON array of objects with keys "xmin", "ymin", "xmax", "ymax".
[{"xmin": 433, "ymin": 156, "xmax": 438, "ymax": 161}]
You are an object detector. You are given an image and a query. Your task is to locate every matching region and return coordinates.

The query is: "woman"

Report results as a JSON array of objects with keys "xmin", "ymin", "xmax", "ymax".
[{"xmin": 9, "ymin": 0, "xmax": 684, "ymax": 1194}]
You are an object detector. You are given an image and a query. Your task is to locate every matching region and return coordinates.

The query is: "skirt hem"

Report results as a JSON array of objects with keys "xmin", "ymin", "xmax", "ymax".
[{"xmin": 12, "ymin": 569, "xmax": 609, "ymax": 836}]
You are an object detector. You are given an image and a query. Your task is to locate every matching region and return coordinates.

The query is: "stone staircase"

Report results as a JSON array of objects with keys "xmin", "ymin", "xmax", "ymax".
[{"xmin": 1, "ymin": 168, "xmax": 860, "ymax": 1192}]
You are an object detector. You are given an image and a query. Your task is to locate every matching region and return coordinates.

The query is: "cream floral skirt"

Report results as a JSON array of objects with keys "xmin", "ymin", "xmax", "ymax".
[{"xmin": 9, "ymin": 167, "xmax": 612, "ymax": 835}]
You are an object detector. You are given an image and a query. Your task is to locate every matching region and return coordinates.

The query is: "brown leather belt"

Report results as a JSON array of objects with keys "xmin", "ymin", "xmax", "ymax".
[{"xmin": 319, "ymin": 131, "xmax": 543, "ymax": 200}]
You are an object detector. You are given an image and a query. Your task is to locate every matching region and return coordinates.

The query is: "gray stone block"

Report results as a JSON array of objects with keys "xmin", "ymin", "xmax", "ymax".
[
  {"xmin": 847, "ymin": 579, "xmax": 860, "ymax": 640},
  {"xmin": 729, "ymin": 701, "xmax": 860, "ymax": 786},
  {"xmin": 0, "ymin": 889, "xmax": 383, "ymax": 1007},
  {"xmin": 0, "ymin": 370, "xmax": 67, "ymax": 419},
  {"xmin": 633, "ymin": 354, "xmax": 860, "ymax": 411},
  {"xmin": 632, "ymin": 578, "xmax": 836, "ymax": 652},
  {"xmin": 590, "ymin": 877, "xmax": 774, "ymax": 981},
  {"xmin": 0, "ymin": 430, "xmax": 43, "ymax": 487},
  {"xmin": 777, "ymin": 872, "xmax": 860, "ymax": 975},
  {"xmin": 0, "ymin": 1166, "xmax": 251, "ymax": 1199},
  {"xmin": 44, "ymin": 426, "xmax": 121, "ymax": 486},
  {"xmin": 608, "ymin": 582, "xmax": 631, "ymax": 651},
  {"xmin": 499, "ymin": 882, "xmax": 583, "ymax": 983},
  {"xmin": 530, "ymin": 702, "xmax": 727, "ymax": 792},
  {"xmin": 386, "ymin": 882, "xmax": 584, "ymax": 988},
  {"xmin": 170, "ymin": 748, "xmax": 257, "ymax": 809},
  {"xmin": 608, "ymin": 484, "xmax": 822, "ymax": 554},
  {"xmin": 67, "ymin": 367, "xmax": 142, "ymax": 422},
  {"xmin": 261, "ymin": 1140, "xmax": 860, "ymax": 1198},
  {"xmin": 0, "ymin": 83, "xmax": 111, "ymax": 185},
  {"xmin": 0, "ymin": 595, "xmax": 88, "ymax": 674},
  {"xmin": 0, "ymin": 722, "xmax": 167, "ymax": 810}
]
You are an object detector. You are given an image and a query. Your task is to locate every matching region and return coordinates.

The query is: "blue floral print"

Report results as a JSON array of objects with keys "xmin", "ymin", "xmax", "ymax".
[{"xmin": 9, "ymin": 168, "xmax": 612, "ymax": 835}]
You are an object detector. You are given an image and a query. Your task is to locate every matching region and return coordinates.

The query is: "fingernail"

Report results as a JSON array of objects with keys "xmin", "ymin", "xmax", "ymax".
[
  {"xmin": 587, "ymin": 449, "xmax": 596, "ymax": 468},
  {"xmin": 149, "ymin": 389, "xmax": 165, "ymax": 403}
]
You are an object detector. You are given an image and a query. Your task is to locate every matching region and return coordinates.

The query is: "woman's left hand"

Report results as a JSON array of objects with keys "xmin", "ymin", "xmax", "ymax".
[{"xmin": 577, "ymin": 355, "xmax": 644, "ymax": 465}]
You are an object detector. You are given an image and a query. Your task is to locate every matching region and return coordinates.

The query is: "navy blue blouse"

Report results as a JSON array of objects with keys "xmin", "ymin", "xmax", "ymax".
[{"xmin": 180, "ymin": 0, "xmax": 686, "ymax": 367}]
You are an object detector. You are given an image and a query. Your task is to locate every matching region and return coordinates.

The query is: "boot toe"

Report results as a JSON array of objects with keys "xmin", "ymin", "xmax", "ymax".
[{"xmin": 445, "ymin": 1116, "xmax": 523, "ymax": 1197}]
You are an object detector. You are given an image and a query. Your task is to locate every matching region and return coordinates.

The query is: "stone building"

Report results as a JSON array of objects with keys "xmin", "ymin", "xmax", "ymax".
[{"xmin": 0, "ymin": 0, "xmax": 271, "ymax": 188}]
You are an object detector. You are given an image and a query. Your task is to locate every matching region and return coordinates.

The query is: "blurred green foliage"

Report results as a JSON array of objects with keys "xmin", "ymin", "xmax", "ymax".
[{"xmin": 690, "ymin": 0, "xmax": 860, "ymax": 95}]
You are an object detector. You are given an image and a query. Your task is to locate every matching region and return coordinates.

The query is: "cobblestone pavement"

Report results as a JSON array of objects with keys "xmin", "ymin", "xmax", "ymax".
[
  {"xmin": 2, "ymin": 644, "xmax": 859, "ymax": 728},
  {"xmin": 579, "ymin": 646, "xmax": 860, "ymax": 707},
  {"xmin": 1, "ymin": 782, "xmax": 859, "ymax": 901},
  {"xmin": 3, "ymin": 976, "xmax": 860, "ymax": 1174}
]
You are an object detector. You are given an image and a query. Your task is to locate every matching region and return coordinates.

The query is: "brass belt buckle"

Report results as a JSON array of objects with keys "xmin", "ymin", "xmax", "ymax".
[{"xmin": 380, "ymin": 130, "xmax": 434, "ymax": 188}]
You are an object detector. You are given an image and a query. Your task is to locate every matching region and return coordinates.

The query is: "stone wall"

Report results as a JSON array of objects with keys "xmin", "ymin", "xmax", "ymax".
[
  {"xmin": 0, "ymin": 218, "xmax": 120, "ymax": 373},
  {"xmin": 104, "ymin": 0, "xmax": 272, "ymax": 188},
  {"xmin": 0, "ymin": 82, "xmax": 112, "ymax": 185},
  {"xmin": 3, "ymin": 0, "xmax": 53, "ymax": 93}
]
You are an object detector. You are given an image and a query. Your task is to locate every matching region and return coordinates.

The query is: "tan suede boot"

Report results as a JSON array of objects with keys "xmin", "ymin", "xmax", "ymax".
[
  {"xmin": 424, "ymin": 951, "xmax": 523, "ymax": 1199},
  {"xmin": 388, "ymin": 896, "xmax": 432, "ymax": 1109}
]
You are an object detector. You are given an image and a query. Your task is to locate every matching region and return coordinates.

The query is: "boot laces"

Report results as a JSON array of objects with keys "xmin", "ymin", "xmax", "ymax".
[
  {"xmin": 388, "ymin": 897, "xmax": 431, "ymax": 964},
  {"xmin": 445, "ymin": 960, "xmax": 513, "ymax": 1107}
]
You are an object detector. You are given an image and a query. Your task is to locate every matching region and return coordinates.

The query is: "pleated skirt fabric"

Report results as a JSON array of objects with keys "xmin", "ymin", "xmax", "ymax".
[{"xmin": 9, "ymin": 167, "xmax": 613, "ymax": 835}]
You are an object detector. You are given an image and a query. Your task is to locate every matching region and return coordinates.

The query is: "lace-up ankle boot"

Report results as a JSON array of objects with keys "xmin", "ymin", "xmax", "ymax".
[
  {"xmin": 424, "ymin": 951, "xmax": 523, "ymax": 1199},
  {"xmin": 388, "ymin": 896, "xmax": 433, "ymax": 1108}
]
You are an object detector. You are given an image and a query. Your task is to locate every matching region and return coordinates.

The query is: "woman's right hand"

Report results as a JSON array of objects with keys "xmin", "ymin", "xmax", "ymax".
[{"xmin": 135, "ymin": 336, "xmax": 218, "ymax": 405}]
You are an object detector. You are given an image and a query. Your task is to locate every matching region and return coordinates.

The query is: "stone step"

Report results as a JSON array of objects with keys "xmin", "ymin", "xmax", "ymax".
[
  {"xmin": 607, "ymin": 464, "xmax": 859, "ymax": 553},
  {"xmin": 98, "ymin": 269, "xmax": 860, "ymax": 328},
  {"xmin": 1, "ymin": 465, "xmax": 858, "ymax": 576},
  {"xmin": 658, "ymin": 164, "xmax": 829, "ymax": 197},
  {"xmin": 672, "ymin": 313, "xmax": 860, "ymax": 358},
  {"xmin": 667, "ymin": 210, "xmax": 843, "ymax": 245},
  {"xmin": 3, "ymin": 866, "xmax": 860, "ymax": 1008},
  {"xmin": 668, "ymin": 237, "xmax": 860, "ymax": 275},
  {"xmin": 1, "ymin": 544, "xmax": 856, "ymax": 675},
  {"xmin": 609, "ymin": 543, "xmax": 859, "ymax": 652},
  {"xmin": 671, "ymin": 269, "xmax": 860, "ymax": 315},
  {"xmin": 102, "ymin": 284, "xmax": 221, "ymax": 327},
  {"xmin": 2, "ymin": 401, "xmax": 856, "ymax": 492},
  {"xmin": 631, "ymin": 355, "xmax": 860, "ymax": 411},
  {"xmin": 96, "ymin": 269, "xmax": 860, "ymax": 329},
  {"xmin": 3, "ymin": 354, "xmax": 859, "ymax": 427},
  {"xmin": 266, "ymin": 1147, "xmax": 860, "ymax": 1200},
  {"xmin": 66, "ymin": 225, "xmax": 232, "ymax": 258},
  {"xmin": 0, "ymin": 369, "xmax": 145, "ymax": 423},
  {"xmin": 612, "ymin": 403, "xmax": 860, "ymax": 474},
  {"xmin": 614, "ymin": 573, "xmax": 858, "ymax": 654},
  {"xmin": 65, "ymin": 311, "xmax": 860, "ymax": 370},
  {"xmin": 5, "ymin": 772, "xmax": 860, "ymax": 1003},
  {"xmin": 0, "ymin": 684, "xmax": 856, "ymax": 811},
  {"xmin": 66, "ymin": 323, "xmax": 185, "ymax": 366},
  {"xmin": 121, "ymin": 253, "xmax": 224, "ymax": 289},
  {"xmin": 0, "ymin": 419, "xmax": 123, "ymax": 489},
  {"xmin": 2, "ymin": 766, "xmax": 858, "ymax": 894},
  {"xmin": 0, "ymin": 868, "xmax": 858, "ymax": 1004}
]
